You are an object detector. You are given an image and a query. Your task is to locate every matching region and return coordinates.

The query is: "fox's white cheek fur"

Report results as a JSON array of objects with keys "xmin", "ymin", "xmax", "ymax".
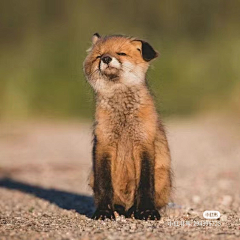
[
  {"xmin": 88, "ymin": 67, "xmax": 111, "ymax": 93},
  {"xmin": 111, "ymin": 57, "xmax": 121, "ymax": 69},
  {"xmin": 100, "ymin": 62, "xmax": 107, "ymax": 71},
  {"xmin": 121, "ymin": 61, "xmax": 147, "ymax": 85}
]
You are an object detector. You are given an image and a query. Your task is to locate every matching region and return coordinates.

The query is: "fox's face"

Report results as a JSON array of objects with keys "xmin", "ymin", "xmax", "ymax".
[{"xmin": 83, "ymin": 33, "xmax": 158, "ymax": 93}]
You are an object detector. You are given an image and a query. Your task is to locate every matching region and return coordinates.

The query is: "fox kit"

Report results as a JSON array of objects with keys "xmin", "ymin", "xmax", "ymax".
[{"xmin": 84, "ymin": 33, "xmax": 172, "ymax": 220}]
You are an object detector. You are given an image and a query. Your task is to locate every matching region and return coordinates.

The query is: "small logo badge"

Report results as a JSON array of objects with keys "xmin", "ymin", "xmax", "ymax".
[{"xmin": 203, "ymin": 210, "xmax": 220, "ymax": 219}]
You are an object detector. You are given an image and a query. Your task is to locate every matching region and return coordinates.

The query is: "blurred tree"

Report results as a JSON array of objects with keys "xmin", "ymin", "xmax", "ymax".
[{"xmin": 0, "ymin": 0, "xmax": 239, "ymax": 120}]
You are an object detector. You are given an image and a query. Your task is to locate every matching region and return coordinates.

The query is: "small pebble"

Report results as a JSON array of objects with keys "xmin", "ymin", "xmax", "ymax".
[
  {"xmin": 220, "ymin": 214, "xmax": 228, "ymax": 221},
  {"xmin": 192, "ymin": 195, "xmax": 201, "ymax": 204}
]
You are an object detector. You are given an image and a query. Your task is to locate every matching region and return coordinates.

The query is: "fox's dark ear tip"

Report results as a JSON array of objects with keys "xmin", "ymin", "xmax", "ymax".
[
  {"xmin": 93, "ymin": 33, "xmax": 100, "ymax": 38},
  {"xmin": 141, "ymin": 41, "xmax": 158, "ymax": 61},
  {"xmin": 92, "ymin": 33, "xmax": 101, "ymax": 45}
]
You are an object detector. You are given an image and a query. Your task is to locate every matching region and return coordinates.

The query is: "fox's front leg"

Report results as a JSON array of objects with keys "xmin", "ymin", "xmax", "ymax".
[
  {"xmin": 91, "ymin": 136, "xmax": 115, "ymax": 220},
  {"xmin": 134, "ymin": 151, "xmax": 160, "ymax": 220}
]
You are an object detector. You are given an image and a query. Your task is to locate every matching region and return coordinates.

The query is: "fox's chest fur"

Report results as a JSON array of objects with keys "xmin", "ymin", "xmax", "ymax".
[
  {"xmin": 94, "ymin": 86, "xmax": 158, "ymax": 208},
  {"xmin": 95, "ymin": 86, "xmax": 157, "ymax": 144}
]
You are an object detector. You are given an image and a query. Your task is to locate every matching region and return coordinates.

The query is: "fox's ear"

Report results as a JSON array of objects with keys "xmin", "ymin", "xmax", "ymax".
[
  {"xmin": 132, "ymin": 40, "xmax": 158, "ymax": 62},
  {"xmin": 92, "ymin": 33, "xmax": 101, "ymax": 45}
]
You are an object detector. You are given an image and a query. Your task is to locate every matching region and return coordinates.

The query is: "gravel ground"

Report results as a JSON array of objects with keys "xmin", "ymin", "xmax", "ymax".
[{"xmin": 0, "ymin": 116, "xmax": 239, "ymax": 239}]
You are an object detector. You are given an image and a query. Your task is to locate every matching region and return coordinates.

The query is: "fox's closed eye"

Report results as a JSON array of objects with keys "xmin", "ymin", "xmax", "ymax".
[
  {"xmin": 117, "ymin": 52, "xmax": 127, "ymax": 56},
  {"xmin": 96, "ymin": 55, "xmax": 101, "ymax": 59}
]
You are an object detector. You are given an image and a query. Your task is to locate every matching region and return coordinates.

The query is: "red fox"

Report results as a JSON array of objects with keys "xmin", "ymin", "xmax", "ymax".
[{"xmin": 83, "ymin": 33, "xmax": 172, "ymax": 220}]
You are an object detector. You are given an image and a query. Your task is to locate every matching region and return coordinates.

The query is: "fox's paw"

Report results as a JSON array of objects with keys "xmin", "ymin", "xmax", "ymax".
[
  {"xmin": 114, "ymin": 205, "xmax": 126, "ymax": 217},
  {"xmin": 92, "ymin": 208, "xmax": 115, "ymax": 220},
  {"xmin": 135, "ymin": 209, "xmax": 161, "ymax": 220},
  {"xmin": 126, "ymin": 205, "xmax": 137, "ymax": 219}
]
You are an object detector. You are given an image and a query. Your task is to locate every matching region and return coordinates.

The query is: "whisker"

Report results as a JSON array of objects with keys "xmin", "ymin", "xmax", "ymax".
[{"xmin": 88, "ymin": 69, "xmax": 100, "ymax": 78}]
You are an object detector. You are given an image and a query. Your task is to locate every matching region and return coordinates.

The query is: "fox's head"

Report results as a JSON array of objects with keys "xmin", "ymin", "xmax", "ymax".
[{"xmin": 83, "ymin": 33, "xmax": 158, "ymax": 93}]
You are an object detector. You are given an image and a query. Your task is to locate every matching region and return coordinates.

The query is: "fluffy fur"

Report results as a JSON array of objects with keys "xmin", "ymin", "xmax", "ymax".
[{"xmin": 83, "ymin": 34, "xmax": 172, "ymax": 220}]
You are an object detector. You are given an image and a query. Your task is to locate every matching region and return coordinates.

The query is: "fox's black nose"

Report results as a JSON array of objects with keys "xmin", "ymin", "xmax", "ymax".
[{"xmin": 101, "ymin": 55, "xmax": 112, "ymax": 64}]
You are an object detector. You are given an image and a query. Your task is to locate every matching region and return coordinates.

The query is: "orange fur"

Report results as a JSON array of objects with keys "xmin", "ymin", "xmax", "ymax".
[{"xmin": 84, "ymin": 34, "xmax": 172, "ymax": 215}]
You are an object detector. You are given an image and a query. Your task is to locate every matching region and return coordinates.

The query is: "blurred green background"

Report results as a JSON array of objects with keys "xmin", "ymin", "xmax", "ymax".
[{"xmin": 1, "ymin": 0, "xmax": 240, "ymax": 121}]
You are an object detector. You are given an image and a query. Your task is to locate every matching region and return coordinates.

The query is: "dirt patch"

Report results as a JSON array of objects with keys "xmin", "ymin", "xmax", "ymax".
[{"xmin": 0, "ymin": 117, "xmax": 239, "ymax": 239}]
